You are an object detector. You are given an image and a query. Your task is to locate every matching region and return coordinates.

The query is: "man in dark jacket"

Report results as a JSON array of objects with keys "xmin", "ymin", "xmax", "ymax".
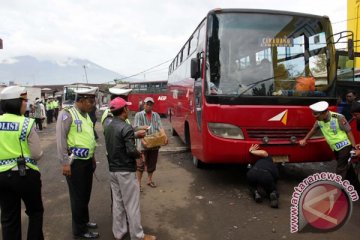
[
  {"xmin": 247, "ymin": 144, "xmax": 279, "ymax": 208},
  {"xmin": 104, "ymin": 97, "xmax": 156, "ymax": 240}
]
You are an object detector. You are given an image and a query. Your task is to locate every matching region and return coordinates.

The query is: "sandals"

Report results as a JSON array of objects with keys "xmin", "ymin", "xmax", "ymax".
[{"xmin": 147, "ymin": 182, "xmax": 157, "ymax": 188}]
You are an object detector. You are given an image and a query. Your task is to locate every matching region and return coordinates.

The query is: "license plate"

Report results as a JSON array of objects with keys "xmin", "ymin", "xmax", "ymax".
[{"xmin": 272, "ymin": 155, "xmax": 289, "ymax": 163}]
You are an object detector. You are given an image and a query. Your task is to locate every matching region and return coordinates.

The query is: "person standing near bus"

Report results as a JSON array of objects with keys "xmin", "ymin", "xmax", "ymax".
[
  {"xmin": 247, "ymin": 144, "xmax": 279, "ymax": 208},
  {"xmin": 104, "ymin": 97, "xmax": 156, "ymax": 240},
  {"xmin": 341, "ymin": 90, "xmax": 357, "ymax": 121},
  {"xmin": 134, "ymin": 97, "xmax": 168, "ymax": 189},
  {"xmin": 0, "ymin": 86, "xmax": 44, "ymax": 240},
  {"xmin": 300, "ymin": 101, "xmax": 356, "ymax": 179},
  {"xmin": 56, "ymin": 88, "xmax": 99, "ymax": 239}
]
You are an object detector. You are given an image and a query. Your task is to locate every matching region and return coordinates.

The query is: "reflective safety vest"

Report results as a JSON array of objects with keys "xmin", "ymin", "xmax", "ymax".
[
  {"xmin": 0, "ymin": 114, "xmax": 39, "ymax": 172},
  {"xmin": 318, "ymin": 111, "xmax": 351, "ymax": 151},
  {"xmin": 66, "ymin": 107, "xmax": 96, "ymax": 160},
  {"xmin": 53, "ymin": 100, "xmax": 59, "ymax": 109},
  {"xmin": 101, "ymin": 108, "xmax": 111, "ymax": 125},
  {"xmin": 49, "ymin": 101, "xmax": 55, "ymax": 110}
]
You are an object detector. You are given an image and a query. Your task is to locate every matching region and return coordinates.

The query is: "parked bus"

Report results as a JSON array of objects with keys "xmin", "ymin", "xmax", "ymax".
[
  {"xmin": 125, "ymin": 80, "xmax": 168, "ymax": 116},
  {"xmin": 168, "ymin": 8, "xmax": 343, "ymax": 167},
  {"xmin": 62, "ymin": 84, "xmax": 99, "ymax": 108}
]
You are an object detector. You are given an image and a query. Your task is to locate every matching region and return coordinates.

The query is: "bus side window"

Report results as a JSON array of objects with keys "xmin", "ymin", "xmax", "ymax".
[{"xmin": 189, "ymin": 33, "xmax": 198, "ymax": 56}]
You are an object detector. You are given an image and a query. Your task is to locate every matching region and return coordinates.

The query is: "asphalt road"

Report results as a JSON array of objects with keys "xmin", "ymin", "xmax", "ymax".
[{"xmin": 3, "ymin": 117, "xmax": 360, "ymax": 240}]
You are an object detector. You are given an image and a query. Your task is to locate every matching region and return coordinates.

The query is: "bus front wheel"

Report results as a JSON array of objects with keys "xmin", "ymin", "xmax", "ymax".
[
  {"xmin": 171, "ymin": 127, "xmax": 178, "ymax": 136},
  {"xmin": 192, "ymin": 155, "xmax": 204, "ymax": 168}
]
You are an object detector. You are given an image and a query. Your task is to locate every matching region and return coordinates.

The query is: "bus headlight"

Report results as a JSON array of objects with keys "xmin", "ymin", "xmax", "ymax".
[{"xmin": 208, "ymin": 123, "xmax": 244, "ymax": 139}]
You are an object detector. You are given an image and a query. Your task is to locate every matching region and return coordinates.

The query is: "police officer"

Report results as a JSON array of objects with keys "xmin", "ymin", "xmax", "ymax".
[
  {"xmin": 246, "ymin": 144, "xmax": 279, "ymax": 208},
  {"xmin": 0, "ymin": 86, "xmax": 44, "ymax": 240},
  {"xmin": 101, "ymin": 87, "xmax": 146, "ymax": 137},
  {"xmin": 101, "ymin": 87, "xmax": 133, "ymax": 128},
  {"xmin": 53, "ymin": 97, "xmax": 60, "ymax": 121},
  {"xmin": 56, "ymin": 88, "xmax": 99, "ymax": 239},
  {"xmin": 47, "ymin": 97, "xmax": 54, "ymax": 124},
  {"xmin": 300, "ymin": 101, "xmax": 356, "ymax": 179}
]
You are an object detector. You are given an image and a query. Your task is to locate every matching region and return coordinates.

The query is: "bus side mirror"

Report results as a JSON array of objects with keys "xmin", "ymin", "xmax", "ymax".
[
  {"xmin": 191, "ymin": 58, "xmax": 200, "ymax": 79},
  {"xmin": 348, "ymin": 39, "xmax": 354, "ymax": 60},
  {"xmin": 0, "ymin": 38, "xmax": 3, "ymax": 49}
]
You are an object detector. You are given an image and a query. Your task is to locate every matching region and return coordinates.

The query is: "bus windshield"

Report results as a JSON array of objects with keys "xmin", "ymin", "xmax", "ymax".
[{"xmin": 207, "ymin": 12, "xmax": 334, "ymax": 97}]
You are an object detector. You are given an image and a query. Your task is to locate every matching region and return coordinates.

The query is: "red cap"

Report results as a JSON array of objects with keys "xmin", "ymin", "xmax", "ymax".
[{"xmin": 110, "ymin": 97, "xmax": 132, "ymax": 111}]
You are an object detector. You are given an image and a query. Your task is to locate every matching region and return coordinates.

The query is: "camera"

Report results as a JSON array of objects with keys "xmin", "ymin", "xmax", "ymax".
[
  {"xmin": 17, "ymin": 157, "xmax": 26, "ymax": 176},
  {"xmin": 350, "ymin": 150, "xmax": 356, "ymax": 157}
]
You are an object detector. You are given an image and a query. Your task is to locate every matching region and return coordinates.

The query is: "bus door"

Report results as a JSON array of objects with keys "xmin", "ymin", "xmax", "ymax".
[
  {"xmin": 336, "ymin": 50, "xmax": 360, "ymax": 142},
  {"xmin": 336, "ymin": 50, "xmax": 360, "ymax": 95},
  {"xmin": 191, "ymin": 49, "xmax": 206, "ymax": 131}
]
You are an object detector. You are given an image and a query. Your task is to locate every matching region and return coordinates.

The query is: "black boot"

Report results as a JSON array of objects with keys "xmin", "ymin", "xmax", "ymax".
[
  {"xmin": 254, "ymin": 190, "xmax": 262, "ymax": 203},
  {"xmin": 269, "ymin": 191, "xmax": 279, "ymax": 208}
]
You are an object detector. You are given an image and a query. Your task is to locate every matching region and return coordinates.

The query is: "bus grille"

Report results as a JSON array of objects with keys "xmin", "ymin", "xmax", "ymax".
[{"xmin": 246, "ymin": 128, "xmax": 309, "ymax": 140}]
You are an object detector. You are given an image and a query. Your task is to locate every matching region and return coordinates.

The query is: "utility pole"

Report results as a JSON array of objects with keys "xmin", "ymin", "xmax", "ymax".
[{"xmin": 83, "ymin": 65, "xmax": 88, "ymax": 84}]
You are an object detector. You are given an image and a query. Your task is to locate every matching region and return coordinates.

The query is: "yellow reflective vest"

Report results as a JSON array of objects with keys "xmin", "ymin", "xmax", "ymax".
[
  {"xmin": 318, "ymin": 111, "xmax": 351, "ymax": 151},
  {"xmin": 0, "ymin": 114, "xmax": 39, "ymax": 172},
  {"xmin": 66, "ymin": 107, "xmax": 96, "ymax": 160}
]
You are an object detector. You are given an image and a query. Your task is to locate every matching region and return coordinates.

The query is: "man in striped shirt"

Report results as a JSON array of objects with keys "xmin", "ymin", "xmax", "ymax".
[{"xmin": 134, "ymin": 97, "xmax": 168, "ymax": 190}]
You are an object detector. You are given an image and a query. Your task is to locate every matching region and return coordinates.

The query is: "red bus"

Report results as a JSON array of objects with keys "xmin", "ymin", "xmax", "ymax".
[
  {"xmin": 167, "ymin": 8, "xmax": 340, "ymax": 167},
  {"xmin": 126, "ymin": 80, "xmax": 168, "ymax": 116}
]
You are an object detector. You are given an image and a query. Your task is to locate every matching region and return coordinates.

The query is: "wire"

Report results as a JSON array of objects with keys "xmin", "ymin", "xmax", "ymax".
[
  {"xmin": 114, "ymin": 58, "xmax": 172, "ymax": 82},
  {"xmin": 332, "ymin": 16, "xmax": 360, "ymax": 24}
]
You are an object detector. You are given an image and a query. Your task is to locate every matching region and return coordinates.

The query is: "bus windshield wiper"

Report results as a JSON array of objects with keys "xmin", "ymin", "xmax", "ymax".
[{"xmin": 238, "ymin": 76, "xmax": 276, "ymax": 95}]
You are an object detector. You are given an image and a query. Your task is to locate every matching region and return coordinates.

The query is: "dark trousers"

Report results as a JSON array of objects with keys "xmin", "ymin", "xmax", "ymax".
[
  {"xmin": 0, "ymin": 169, "xmax": 44, "ymax": 240},
  {"xmin": 54, "ymin": 108, "xmax": 59, "ymax": 121},
  {"xmin": 35, "ymin": 118, "xmax": 43, "ymax": 131},
  {"xmin": 66, "ymin": 159, "xmax": 93, "ymax": 235},
  {"xmin": 46, "ymin": 110, "xmax": 54, "ymax": 124},
  {"xmin": 334, "ymin": 145, "xmax": 352, "ymax": 179},
  {"xmin": 247, "ymin": 168, "xmax": 277, "ymax": 195},
  {"xmin": 335, "ymin": 145, "xmax": 360, "ymax": 190}
]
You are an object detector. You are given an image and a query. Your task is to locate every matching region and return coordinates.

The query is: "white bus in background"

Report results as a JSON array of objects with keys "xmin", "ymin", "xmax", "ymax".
[{"xmin": 62, "ymin": 84, "xmax": 99, "ymax": 109}]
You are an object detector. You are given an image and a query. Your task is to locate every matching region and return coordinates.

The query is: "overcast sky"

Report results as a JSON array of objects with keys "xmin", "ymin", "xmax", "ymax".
[{"xmin": 0, "ymin": 0, "xmax": 347, "ymax": 81}]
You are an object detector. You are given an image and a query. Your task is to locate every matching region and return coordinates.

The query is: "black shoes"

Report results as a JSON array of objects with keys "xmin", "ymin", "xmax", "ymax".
[
  {"xmin": 86, "ymin": 222, "xmax": 98, "ymax": 229},
  {"xmin": 270, "ymin": 191, "xmax": 279, "ymax": 208},
  {"xmin": 74, "ymin": 231, "xmax": 99, "ymax": 239},
  {"xmin": 254, "ymin": 190, "xmax": 262, "ymax": 203}
]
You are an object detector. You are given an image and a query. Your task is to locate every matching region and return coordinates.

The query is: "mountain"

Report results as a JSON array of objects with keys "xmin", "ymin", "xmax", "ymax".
[{"xmin": 0, "ymin": 55, "xmax": 124, "ymax": 85}]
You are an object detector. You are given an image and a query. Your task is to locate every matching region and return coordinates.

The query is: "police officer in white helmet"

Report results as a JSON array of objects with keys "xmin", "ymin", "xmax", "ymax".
[
  {"xmin": 0, "ymin": 86, "xmax": 44, "ymax": 240},
  {"xmin": 56, "ymin": 87, "xmax": 99, "ymax": 239},
  {"xmin": 300, "ymin": 101, "xmax": 356, "ymax": 179}
]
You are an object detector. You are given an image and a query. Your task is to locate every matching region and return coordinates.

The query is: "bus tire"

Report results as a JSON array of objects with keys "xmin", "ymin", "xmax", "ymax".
[
  {"xmin": 192, "ymin": 155, "xmax": 204, "ymax": 168},
  {"xmin": 171, "ymin": 127, "xmax": 178, "ymax": 136}
]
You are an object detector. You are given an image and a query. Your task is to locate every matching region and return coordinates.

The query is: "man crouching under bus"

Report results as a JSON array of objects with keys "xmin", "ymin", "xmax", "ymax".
[{"xmin": 247, "ymin": 144, "xmax": 279, "ymax": 208}]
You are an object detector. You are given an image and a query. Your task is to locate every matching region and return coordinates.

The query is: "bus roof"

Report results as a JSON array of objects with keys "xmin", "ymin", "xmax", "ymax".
[{"xmin": 207, "ymin": 8, "xmax": 329, "ymax": 20}]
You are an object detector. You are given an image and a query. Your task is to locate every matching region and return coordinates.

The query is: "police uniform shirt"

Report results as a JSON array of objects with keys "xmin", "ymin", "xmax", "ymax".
[
  {"xmin": 27, "ymin": 126, "xmax": 43, "ymax": 160},
  {"xmin": 312, "ymin": 112, "xmax": 351, "ymax": 133},
  {"xmin": 56, "ymin": 105, "xmax": 95, "ymax": 165}
]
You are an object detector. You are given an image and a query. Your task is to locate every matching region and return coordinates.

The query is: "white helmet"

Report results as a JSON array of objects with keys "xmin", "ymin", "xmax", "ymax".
[
  {"xmin": 109, "ymin": 87, "xmax": 132, "ymax": 96},
  {"xmin": 309, "ymin": 101, "xmax": 329, "ymax": 112},
  {"xmin": 0, "ymin": 86, "xmax": 27, "ymax": 100}
]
